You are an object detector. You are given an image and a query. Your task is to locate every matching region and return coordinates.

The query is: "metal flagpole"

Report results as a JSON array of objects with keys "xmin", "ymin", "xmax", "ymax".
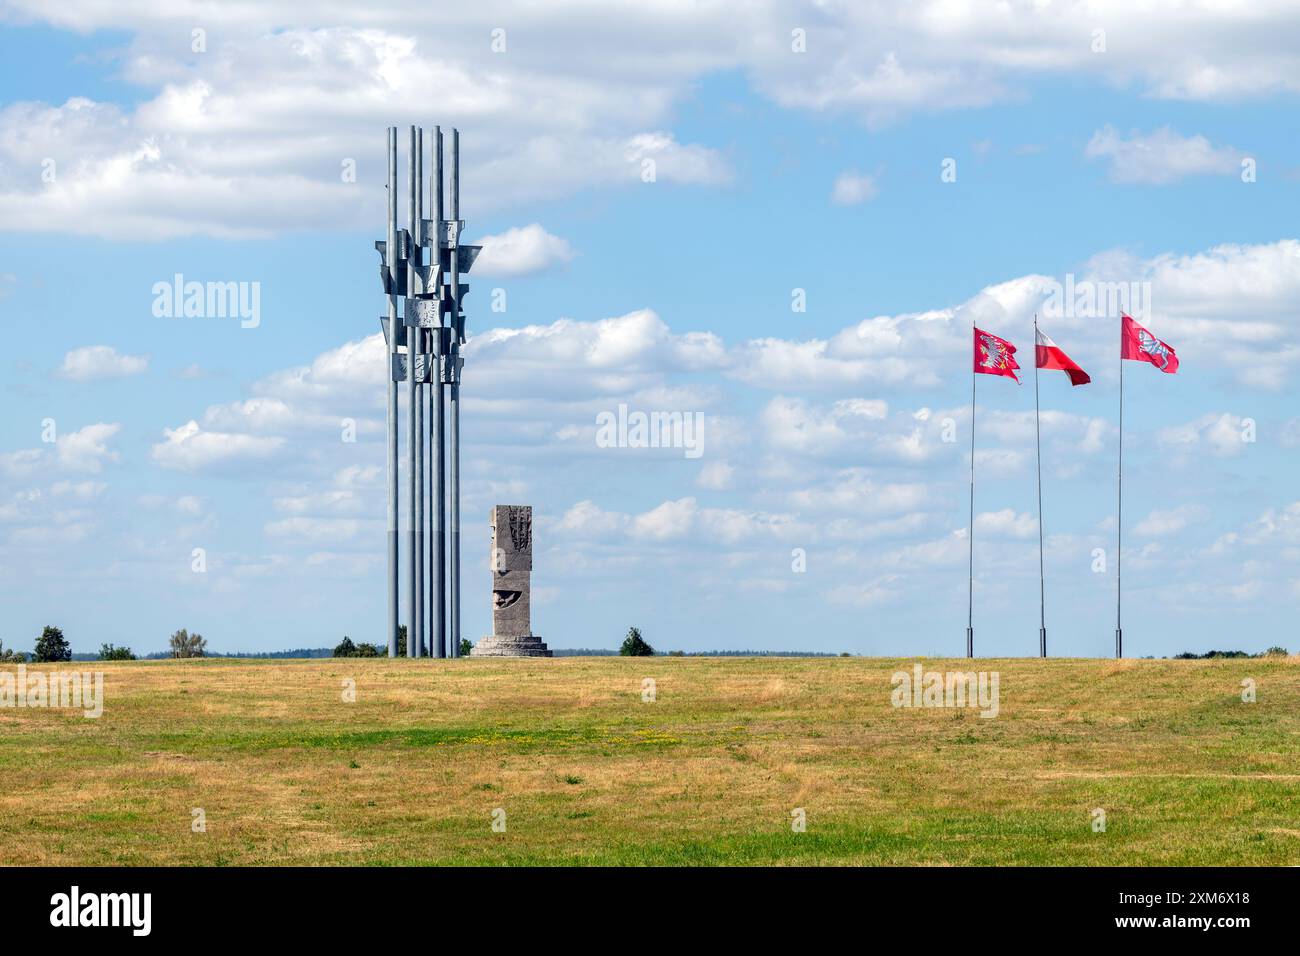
[
  {"xmin": 431, "ymin": 126, "xmax": 446, "ymax": 659},
  {"xmin": 1033, "ymin": 315, "xmax": 1047, "ymax": 658},
  {"xmin": 413, "ymin": 127, "xmax": 425, "ymax": 658},
  {"xmin": 406, "ymin": 126, "xmax": 420, "ymax": 658},
  {"xmin": 1116, "ymin": 322, "xmax": 1124, "ymax": 659},
  {"xmin": 449, "ymin": 128, "xmax": 462, "ymax": 658},
  {"xmin": 967, "ymin": 325, "xmax": 976, "ymax": 659},
  {"xmin": 382, "ymin": 127, "xmax": 397, "ymax": 658}
]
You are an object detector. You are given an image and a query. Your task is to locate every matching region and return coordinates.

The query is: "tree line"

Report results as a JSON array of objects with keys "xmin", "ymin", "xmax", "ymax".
[
  {"xmin": 0, "ymin": 626, "xmax": 208, "ymax": 662},
  {"xmin": 7, "ymin": 623, "xmax": 1280, "ymax": 663}
]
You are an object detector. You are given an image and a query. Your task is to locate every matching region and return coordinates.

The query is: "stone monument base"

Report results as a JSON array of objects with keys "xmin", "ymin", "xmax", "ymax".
[{"xmin": 469, "ymin": 634, "xmax": 552, "ymax": 658}]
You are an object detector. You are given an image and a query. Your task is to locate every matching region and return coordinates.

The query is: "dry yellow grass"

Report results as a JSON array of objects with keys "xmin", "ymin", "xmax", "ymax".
[{"xmin": 1, "ymin": 655, "xmax": 1297, "ymax": 865}]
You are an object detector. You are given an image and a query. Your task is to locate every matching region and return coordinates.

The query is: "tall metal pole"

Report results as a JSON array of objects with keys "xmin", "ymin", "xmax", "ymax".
[
  {"xmin": 431, "ymin": 126, "xmax": 447, "ymax": 658},
  {"xmin": 407, "ymin": 125, "xmax": 419, "ymax": 659},
  {"xmin": 449, "ymin": 128, "xmax": 462, "ymax": 658},
  {"xmin": 1116, "ymin": 328, "xmax": 1124, "ymax": 659},
  {"xmin": 413, "ymin": 127, "xmax": 424, "ymax": 658},
  {"xmin": 386, "ymin": 127, "xmax": 399, "ymax": 659},
  {"xmin": 967, "ymin": 327, "xmax": 975, "ymax": 659},
  {"xmin": 1033, "ymin": 315, "xmax": 1047, "ymax": 658}
]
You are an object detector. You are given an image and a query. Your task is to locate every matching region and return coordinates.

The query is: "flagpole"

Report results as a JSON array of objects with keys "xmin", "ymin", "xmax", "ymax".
[
  {"xmin": 1115, "ymin": 322, "xmax": 1124, "ymax": 660},
  {"xmin": 967, "ymin": 326, "xmax": 976, "ymax": 659},
  {"xmin": 1033, "ymin": 315, "xmax": 1046, "ymax": 658}
]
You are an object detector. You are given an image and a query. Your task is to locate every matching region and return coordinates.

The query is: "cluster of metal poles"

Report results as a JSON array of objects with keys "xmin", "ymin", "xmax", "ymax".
[{"xmin": 379, "ymin": 125, "xmax": 479, "ymax": 658}]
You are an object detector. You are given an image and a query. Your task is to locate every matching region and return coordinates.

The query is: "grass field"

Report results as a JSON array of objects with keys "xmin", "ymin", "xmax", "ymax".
[{"xmin": 2, "ymin": 655, "xmax": 1298, "ymax": 865}]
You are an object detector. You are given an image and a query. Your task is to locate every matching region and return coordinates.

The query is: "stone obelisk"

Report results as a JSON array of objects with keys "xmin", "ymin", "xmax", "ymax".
[{"xmin": 470, "ymin": 505, "xmax": 552, "ymax": 657}]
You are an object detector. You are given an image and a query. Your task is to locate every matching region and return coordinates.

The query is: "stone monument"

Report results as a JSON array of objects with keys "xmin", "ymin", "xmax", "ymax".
[{"xmin": 469, "ymin": 505, "xmax": 552, "ymax": 657}]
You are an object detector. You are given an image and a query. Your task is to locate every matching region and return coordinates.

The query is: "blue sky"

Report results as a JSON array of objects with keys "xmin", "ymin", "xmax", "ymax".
[{"xmin": 1, "ymin": 2, "xmax": 1298, "ymax": 657}]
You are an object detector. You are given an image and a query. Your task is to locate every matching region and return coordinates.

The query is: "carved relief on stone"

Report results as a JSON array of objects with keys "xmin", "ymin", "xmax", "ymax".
[{"xmin": 472, "ymin": 505, "xmax": 551, "ymax": 657}]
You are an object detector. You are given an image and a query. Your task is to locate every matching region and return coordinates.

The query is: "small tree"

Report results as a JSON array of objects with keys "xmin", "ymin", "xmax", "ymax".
[
  {"xmin": 99, "ymin": 643, "xmax": 136, "ymax": 661},
  {"xmin": 0, "ymin": 640, "xmax": 27, "ymax": 663},
  {"xmin": 169, "ymin": 628, "xmax": 207, "ymax": 659},
  {"xmin": 333, "ymin": 636, "xmax": 357, "ymax": 658},
  {"xmin": 1261, "ymin": 646, "xmax": 1290, "ymax": 657},
  {"xmin": 619, "ymin": 626, "xmax": 655, "ymax": 657},
  {"xmin": 396, "ymin": 625, "xmax": 408, "ymax": 657},
  {"xmin": 34, "ymin": 625, "xmax": 71, "ymax": 663},
  {"xmin": 459, "ymin": 638, "xmax": 473, "ymax": 657},
  {"xmin": 354, "ymin": 642, "xmax": 381, "ymax": 658}
]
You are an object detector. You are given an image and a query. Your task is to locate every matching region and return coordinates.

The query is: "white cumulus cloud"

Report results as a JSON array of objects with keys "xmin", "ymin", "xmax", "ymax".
[
  {"xmin": 57, "ymin": 423, "xmax": 122, "ymax": 473},
  {"xmin": 831, "ymin": 170, "xmax": 878, "ymax": 206},
  {"xmin": 1134, "ymin": 504, "xmax": 1208, "ymax": 537},
  {"xmin": 58, "ymin": 345, "xmax": 149, "ymax": 381},
  {"xmin": 473, "ymin": 224, "xmax": 575, "ymax": 277},
  {"xmin": 1085, "ymin": 126, "xmax": 1245, "ymax": 185},
  {"xmin": 151, "ymin": 420, "xmax": 284, "ymax": 472}
]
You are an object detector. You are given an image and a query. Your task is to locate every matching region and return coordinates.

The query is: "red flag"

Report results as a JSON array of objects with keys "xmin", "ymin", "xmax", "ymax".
[
  {"xmin": 1035, "ymin": 326, "xmax": 1091, "ymax": 386},
  {"xmin": 1121, "ymin": 314, "xmax": 1179, "ymax": 374},
  {"xmin": 973, "ymin": 327, "xmax": 1020, "ymax": 382}
]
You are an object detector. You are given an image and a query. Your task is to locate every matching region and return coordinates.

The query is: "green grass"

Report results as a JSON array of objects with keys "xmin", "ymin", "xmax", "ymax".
[{"xmin": 1, "ymin": 655, "xmax": 1297, "ymax": 865}]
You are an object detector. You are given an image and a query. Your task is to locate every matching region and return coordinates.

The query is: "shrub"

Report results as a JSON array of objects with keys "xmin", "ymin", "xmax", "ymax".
[
  {"xmin": 99, "ymin": 643, "xmax": 136, "ymax": 661},
  {"xmin": 34, "ymin": 626, "xmax": 71, "ymax": 663},
  {"xmin": 619, "ymin": 626, "xmax": 655, "ymax": 657},
  {"xmin": 0, "ymin": 640, "xmax": 27, "ymax": 663},
  {"xmin": 333, "ymin": 636, "xmax": 358, "ymax": 658}
]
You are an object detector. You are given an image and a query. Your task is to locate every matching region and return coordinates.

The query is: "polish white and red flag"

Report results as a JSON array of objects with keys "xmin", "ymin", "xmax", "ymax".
[{"xmin": 1034, "ymin": 327, "xmax": 1091, "ymax": 386}]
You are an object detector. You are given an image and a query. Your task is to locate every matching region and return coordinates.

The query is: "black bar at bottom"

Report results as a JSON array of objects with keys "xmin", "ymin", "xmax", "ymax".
[{"xmin": 0, "ymin": 866, "xmax": 1283, "ymax": 942}]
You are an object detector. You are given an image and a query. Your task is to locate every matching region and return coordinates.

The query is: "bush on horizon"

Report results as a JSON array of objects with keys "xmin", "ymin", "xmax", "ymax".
[
  {"xmin": 169, "ymin": 629, "xmax": 207, "ymax": 659},
  {"xmin": 34, "ymin": 625, "xmax": 71, "ymax": 663},
  {"xmin": 619, "ymin": 627, "xmax": 655, "ymax": 657}
]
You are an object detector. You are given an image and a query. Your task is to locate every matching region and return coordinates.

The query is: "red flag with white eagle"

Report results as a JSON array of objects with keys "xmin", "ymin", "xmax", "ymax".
[
  {"xmin": 973, "ymin": 327, "xmax": 1020, "ymax": 383},
  {"xmin": 1035, "ymin": 326, "xmax": 1091, "ymax": 386},
  {"xmin": 1121, "ymin": 314, "xmax": 1179, "ymax": 374}
]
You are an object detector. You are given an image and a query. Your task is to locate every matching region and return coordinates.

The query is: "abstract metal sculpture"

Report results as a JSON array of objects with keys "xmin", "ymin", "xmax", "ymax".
[{"xmin": 376, "ymin": 125, "xmax": 481, "ymax": 657}]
